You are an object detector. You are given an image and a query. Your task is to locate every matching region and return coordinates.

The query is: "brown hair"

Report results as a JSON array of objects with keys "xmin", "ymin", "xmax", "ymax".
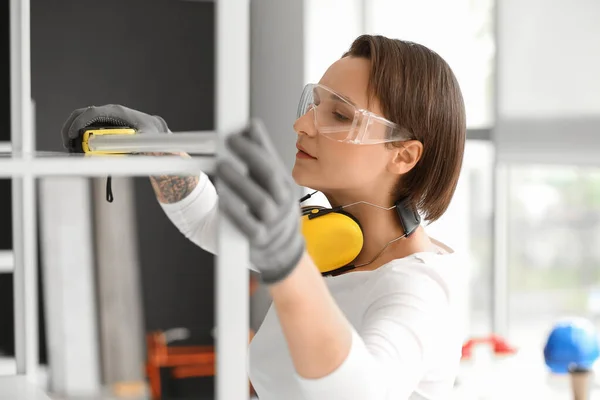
[{"xmin": 343, "ymin": 35, "xmax": 466, "ymax": 222}]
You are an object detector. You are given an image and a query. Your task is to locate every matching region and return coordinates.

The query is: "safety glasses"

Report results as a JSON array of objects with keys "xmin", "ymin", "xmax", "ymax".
[{"xmin": 297, "ymin": 83, "xmax": 412, "ymax": 145}]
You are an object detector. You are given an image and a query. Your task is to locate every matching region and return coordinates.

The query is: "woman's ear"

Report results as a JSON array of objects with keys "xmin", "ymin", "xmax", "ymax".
[{"xmin": 387, "ymin": 140, "xmax": 423, "ymax": 175}]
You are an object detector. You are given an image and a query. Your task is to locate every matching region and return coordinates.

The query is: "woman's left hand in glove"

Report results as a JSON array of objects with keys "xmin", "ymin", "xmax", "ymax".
[{"xmin": 216, "ymin": 120, "xmax": 306, "ymax": 285}]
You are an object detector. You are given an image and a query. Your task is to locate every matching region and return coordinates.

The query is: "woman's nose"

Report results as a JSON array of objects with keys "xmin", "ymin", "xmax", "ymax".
[{"xmin": 293, "ymin": 108, "xmax": 317, "ymax": 138}]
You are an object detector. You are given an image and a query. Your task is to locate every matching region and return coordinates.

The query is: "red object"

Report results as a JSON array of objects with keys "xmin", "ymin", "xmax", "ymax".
[{"xmin": 461, "ymin": 335, "xmax": 518, "ymax": 360}]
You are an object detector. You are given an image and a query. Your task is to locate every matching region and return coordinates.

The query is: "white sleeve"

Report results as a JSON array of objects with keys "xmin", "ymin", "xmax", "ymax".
[
  {"xmin": 295, "ymin": 265, "xmax": 452, "ymax": 400},
  {"xmin": 159, "ymin": 172, "xmax": 220, "ymax": 254},
  {"xmin": 159, "ymin": 172, "xmax": 261, "ymax": 273}
]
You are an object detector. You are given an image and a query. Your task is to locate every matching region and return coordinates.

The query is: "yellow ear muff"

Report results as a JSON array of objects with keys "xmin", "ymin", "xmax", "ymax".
[{"xmin": 301, "ymin": 208, "xmax": 364, "ymax": 274}]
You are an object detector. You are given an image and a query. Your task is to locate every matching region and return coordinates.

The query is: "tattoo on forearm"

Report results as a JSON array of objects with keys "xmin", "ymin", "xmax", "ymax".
[
  {"xmin": 150, "ymin": 175, "xmax": 200, "ymax": 204},
  {"xmin": 146, "ymin": 152, "xmax": 199, "ymax": 204}
]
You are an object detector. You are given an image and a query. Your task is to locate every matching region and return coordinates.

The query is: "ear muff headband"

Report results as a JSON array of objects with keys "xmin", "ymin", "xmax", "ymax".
[{"xmin": 300, "ymin": 206, "xmax": 364, "ymax": 275}]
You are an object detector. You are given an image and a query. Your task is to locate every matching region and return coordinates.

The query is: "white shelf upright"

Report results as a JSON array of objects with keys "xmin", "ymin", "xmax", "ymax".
[
  {"xmin": 10, "ymin": 0, "xmax": 37, "ymax": 382},
  {"xmin": 215, "ymin": 0, "xmax": 251, "ymax": 399}
]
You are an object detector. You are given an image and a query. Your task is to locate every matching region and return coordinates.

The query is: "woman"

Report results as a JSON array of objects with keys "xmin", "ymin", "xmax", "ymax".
[{"xmin": 62, "ymin": 34, "xmax": 466, "ymax": 399}]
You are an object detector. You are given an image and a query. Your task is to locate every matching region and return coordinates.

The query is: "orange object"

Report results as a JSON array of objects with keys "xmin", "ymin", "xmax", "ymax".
[
  {"xmin": 145, "ymin": 331, "xmax": 215, "ymax": 399},
  {"xmin": 145, "ymin": 275, "xmax": 259, "ymax": 399},
  {"xmin": 145, "ymin": 329, "xmax": 257, "ymax": 399},
  {"xmin": 112, "ymin": 381, "xmax": 147, "ymax": 398}
]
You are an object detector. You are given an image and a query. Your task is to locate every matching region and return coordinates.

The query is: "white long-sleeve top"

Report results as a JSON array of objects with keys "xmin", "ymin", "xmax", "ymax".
[{"xmin": 160, "ymin": 172, "xmax": 467, "ymax": 400}]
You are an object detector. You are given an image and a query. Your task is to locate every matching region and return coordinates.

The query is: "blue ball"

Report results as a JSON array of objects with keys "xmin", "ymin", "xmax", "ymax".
[{"xmin": 544, "ymin": 318, "xmax": 600, "ymax": 374}]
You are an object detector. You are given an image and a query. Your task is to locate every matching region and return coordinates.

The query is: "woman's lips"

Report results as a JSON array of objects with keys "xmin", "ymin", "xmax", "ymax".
[
  {"xmin": 296, "ymin": 150, "xmax": 317, "ymax": 159},
  {"xmin": 296, "ymin": 144, "xmax": 316, "ymax": 159}
]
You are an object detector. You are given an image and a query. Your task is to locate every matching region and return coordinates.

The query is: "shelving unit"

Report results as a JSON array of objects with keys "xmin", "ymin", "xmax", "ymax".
[{"xmin": 6, "ymin": 0, "xmax": 250, "ymax": 399}]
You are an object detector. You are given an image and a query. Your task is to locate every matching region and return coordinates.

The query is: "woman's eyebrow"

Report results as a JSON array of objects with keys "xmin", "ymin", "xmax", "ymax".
[{"xmin": 329, "ymin": 92, "xmax": 357, "ymax": 106}]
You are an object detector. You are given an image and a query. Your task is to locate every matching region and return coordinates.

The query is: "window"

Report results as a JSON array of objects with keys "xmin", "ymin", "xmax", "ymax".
[
  {"xmin": 366, "ymin": 0, "xmax": 495, "ymax": 129},
  {"xmin": 425, "ymin": 140, "xmax": 495, "ymax": 337},
  {"xmin": 507, "ymin": 166, "xmax": 600, "ymax": 351}
]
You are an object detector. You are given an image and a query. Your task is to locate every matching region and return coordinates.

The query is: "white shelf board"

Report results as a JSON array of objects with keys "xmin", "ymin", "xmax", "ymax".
[
  {"xmin": 0, "ymin": 143, "xmax": 12, "ymax": 153},
  {"xmin": 0, "ymin": 251, "xmax": 14, "ymax": 273},
  {"xmin": 0, "ymin": 357, "xmax": 16, "ymax": 375},
  {"xmin": 0, "ymin": 376, "xmax": 50, "ymax": 400},
  {"xmin": 0, "ymin": 154, "xmax": 214, "ymax": 178}
]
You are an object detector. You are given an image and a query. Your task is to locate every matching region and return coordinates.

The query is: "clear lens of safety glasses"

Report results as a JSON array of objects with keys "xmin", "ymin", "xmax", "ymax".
[{"xmin": 297, "ymin": 83, "xmax": 412, "ymax": 145}]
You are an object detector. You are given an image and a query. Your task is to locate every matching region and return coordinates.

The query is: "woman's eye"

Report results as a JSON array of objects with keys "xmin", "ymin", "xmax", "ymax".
[{"xmin": 333, "ymin": 111, "xmax": 351, "ymax": 122}]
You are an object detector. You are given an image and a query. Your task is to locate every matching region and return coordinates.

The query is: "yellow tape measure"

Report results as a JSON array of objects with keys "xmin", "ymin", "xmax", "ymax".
[{"xmin": 80, "ymin": 127, "xmax": 136, "ymax": 154}]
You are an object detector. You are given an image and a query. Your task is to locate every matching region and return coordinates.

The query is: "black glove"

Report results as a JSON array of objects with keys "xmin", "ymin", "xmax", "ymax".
[{"xmin": 60, "ymin": 104, "xmax": 169, "ymax": 153}]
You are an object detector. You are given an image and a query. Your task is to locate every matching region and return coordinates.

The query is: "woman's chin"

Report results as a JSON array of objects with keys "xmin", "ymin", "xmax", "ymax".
[{"xmin": 292, "ymin": 168, "xmax": 318, "ymax": 188}]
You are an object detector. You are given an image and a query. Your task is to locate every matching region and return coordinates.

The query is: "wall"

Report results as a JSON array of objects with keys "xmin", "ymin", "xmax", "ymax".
[
  {"xmin": 0, "ymin": 0, "xmax": 14, "ymax": 359},
  {"xmin": 498, "ymin": 0, "xmax": 600, "ymax": 119},
  {"xmin": 251, "ymin": 0, "xmax": 305, "ymax": 173},
  {"xmin": 249, "ymin": 0, "xmax": 306, "ymax": 330},
  {"xmin": 29, "ymin": 0, "xmax": 216, "ymax": 397},
  {"xmin": 495, "ymin": 0, "xmax": 600, "ymax": 164}
]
